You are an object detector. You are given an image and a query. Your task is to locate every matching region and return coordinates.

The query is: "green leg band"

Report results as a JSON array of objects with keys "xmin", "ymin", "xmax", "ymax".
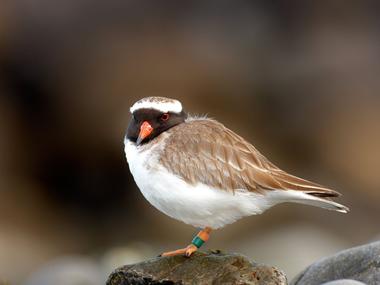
[{"xmin": 192, "ymin": 236, "xmax": 205, "ymax": 248}]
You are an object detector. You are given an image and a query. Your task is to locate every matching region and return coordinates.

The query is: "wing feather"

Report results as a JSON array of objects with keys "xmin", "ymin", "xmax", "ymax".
[{"xmin": 160, "ymin": 119, "xmax": 339, "ymax": 196}]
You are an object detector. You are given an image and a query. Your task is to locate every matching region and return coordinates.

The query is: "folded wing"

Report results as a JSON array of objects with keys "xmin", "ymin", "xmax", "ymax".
[{"xmin": 160, "ymin": 119, "xmax": 339, "ymax": 197}]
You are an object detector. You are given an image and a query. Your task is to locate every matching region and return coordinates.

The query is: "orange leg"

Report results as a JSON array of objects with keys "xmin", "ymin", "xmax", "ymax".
[{"xmin": 161, "ymin": 227, "xmax": 212, "ymax": 257}]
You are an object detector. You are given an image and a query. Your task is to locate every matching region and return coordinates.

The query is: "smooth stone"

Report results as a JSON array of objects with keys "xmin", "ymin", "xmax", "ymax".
[{"xmin": 291, "ymin": 241, "xmax": 380, "ymax": 285}]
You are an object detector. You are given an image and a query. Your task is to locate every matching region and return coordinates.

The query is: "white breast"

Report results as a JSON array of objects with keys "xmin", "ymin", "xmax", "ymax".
[{"xmin": 124, "ymin": 136, "xmax": 274, "ymax": 229}]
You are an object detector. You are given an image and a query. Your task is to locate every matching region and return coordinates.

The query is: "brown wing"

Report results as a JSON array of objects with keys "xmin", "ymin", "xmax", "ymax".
[{"xmin": 160, "ymin": 119, "xmax": 339, "ymax": 196}]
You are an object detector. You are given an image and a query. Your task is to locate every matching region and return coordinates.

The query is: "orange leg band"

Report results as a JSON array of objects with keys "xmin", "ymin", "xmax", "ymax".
[{"xmin": 160, "ymin": 227, "xmax": 212, "ymax": 257}]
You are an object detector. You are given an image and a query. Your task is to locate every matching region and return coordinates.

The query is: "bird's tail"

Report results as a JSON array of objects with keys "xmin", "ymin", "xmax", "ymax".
[
  {"xmin": 269, "ymin": 189, "xmax": 350, "ymax": 213},
  {"xmin": 266, "ymin": 170, "xmax": 349, "ymax": 213},
  {"xmin": 293, "ymin": 191, "xmax": 349, "ymax": 213}
]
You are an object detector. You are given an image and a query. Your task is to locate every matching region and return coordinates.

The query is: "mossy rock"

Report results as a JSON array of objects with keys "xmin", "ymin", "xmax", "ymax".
[{"xmin": 107, "ymin": 250, "xmax": 287, "ymax": 285}]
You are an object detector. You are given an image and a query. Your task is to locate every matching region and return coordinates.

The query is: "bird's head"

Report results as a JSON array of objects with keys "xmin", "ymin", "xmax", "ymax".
[{"xmin": 126, "ymin": 97, "xmax": 187, "ymax": 145}]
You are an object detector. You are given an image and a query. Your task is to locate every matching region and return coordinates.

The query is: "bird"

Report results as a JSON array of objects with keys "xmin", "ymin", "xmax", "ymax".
[{"xmin": 124, "ymin": 96, "xmax": 349, "ymax": 257}]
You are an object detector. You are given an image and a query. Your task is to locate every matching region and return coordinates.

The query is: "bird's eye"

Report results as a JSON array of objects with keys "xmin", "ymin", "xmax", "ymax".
[{"xmin": 161, "ymin": 113, "xmax": 170, "ymax": 121}]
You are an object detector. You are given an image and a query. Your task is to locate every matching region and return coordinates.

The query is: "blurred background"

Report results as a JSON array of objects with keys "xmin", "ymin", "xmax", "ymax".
[{"xmin": 0, "ymin": 1, "xmax": 379, "ymax": 284}]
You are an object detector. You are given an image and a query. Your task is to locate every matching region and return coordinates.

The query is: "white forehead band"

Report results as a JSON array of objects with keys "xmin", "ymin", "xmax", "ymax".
[{"xmin": 130, "ymin": 100, "xmax": 182, "ymax": 114}]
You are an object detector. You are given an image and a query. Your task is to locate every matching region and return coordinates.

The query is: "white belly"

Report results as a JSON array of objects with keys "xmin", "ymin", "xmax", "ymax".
[{"xmin": 124, "ymin": 138, "xmax": 272, "ymax": 229}]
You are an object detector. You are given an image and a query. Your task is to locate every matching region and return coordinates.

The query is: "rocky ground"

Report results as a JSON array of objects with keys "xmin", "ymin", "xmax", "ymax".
[
  {"xmin": 107, "ymin": 241, "xmax": 380, "ymax": 285},
  {"xmin": 107, "ymin": 250, "xmax": 287, "ymax": 285}
]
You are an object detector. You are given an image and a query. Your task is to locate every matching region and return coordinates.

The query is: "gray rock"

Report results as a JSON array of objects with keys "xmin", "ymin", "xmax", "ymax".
[
  {"xmin": 322, "ymin": 279, "xmax": 366, "ymax": 285},
  {"xmin": 107, "ymin": 250, "xmax": 287, "ymax": 285},
  {"xmin": 291, "ymin": 241, "xmax": 380, "ymax": 285}
]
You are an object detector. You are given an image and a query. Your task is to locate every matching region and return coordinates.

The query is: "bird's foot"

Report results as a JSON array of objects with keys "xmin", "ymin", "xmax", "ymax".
[
  {"xmin": 159, "ymin": 227, "xmax": 211, "ymax": 257},
  {"xmin": 160, "ymin": 244, "xmax": 197, "ymax": 257}
]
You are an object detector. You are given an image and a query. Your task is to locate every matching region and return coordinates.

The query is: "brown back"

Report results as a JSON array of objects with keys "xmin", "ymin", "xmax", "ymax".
[{"xmin": 160, "ymin": 119, "xmax": 339, "ymax": 196}]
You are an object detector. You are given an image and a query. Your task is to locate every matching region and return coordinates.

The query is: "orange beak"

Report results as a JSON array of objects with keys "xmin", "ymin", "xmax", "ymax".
[{"xmin": 137, "ymin": 121, "xmax": 153, "ymax": 145}]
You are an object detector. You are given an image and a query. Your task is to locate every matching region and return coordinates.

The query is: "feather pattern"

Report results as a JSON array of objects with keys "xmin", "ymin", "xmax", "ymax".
[{"xmin": 160, "ymin": 118, "xmax": 340, "ymax": 197}]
